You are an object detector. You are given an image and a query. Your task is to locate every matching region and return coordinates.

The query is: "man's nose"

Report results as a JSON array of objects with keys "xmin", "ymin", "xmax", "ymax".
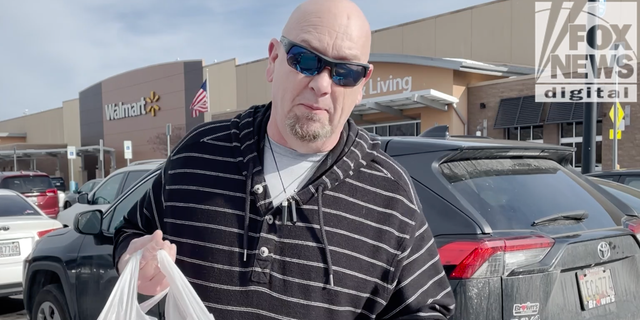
[{"xmin": 308, "ymin": 67, "xmax": 332, "ymax": 97}]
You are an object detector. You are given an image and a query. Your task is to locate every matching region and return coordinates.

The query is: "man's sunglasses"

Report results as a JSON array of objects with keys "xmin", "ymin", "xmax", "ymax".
[{"xmin": 280, "ymin": 36, "xmax": 370, "ymax": 87}]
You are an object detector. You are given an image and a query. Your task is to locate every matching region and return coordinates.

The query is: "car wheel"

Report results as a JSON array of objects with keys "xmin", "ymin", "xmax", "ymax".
[
  {"xmin": 31, "ymin": 284, "xmax": 71, "ymax": 320},
  {"xmin": 63, "ymin": 202, "xmax": 71, "ymax": 209}
]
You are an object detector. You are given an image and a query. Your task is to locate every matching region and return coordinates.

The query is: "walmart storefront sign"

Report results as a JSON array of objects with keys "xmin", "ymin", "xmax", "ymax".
[
  {"xmin": 362, "ymin": 76, "xmax": 412, "ymax": 97},
  {"xmin": 105, "ymin": 91, "xmax": 160, "ymax": 121}
]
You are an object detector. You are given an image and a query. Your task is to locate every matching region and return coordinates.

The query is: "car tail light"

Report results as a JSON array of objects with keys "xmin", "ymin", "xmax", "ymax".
[
  {"xmin": 37, "ymin": 228, "xmax": 60, "ymax": 238},
  {"xmin": 438, "ymin": 235, "xmax": 555, "ymax": 279},
  {"xmin": 45, "ymin": 188, "xmax": 58, "ymax": 196},
  {"xmin": 622, "ymin": 216, "xmax": 640, "ymax": 238}
]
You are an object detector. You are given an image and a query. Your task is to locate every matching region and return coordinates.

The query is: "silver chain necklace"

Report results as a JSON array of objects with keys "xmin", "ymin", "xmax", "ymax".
[{"xmin": 266, "ymin": 135, "xmax": 321, "ymax": 225}]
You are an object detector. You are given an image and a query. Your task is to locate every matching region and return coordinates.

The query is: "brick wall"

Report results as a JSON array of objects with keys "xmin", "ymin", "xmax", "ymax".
[
  {"xmin": 468, "ymin": 76, "xmax": 538, "ymax": 139},
  {"xmin": 468, "ymin": 68, "xmax": 640, "ymax": 170}
]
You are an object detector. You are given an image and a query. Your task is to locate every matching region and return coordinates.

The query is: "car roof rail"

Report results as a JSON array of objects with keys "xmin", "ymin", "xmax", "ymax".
[
  {"xmin": 128, "ymin": 159, "xmax": 165, "ymax": 166},
  {"xmin": 419, "ymin": 124, "xmax": 450, "ymax": 139}
]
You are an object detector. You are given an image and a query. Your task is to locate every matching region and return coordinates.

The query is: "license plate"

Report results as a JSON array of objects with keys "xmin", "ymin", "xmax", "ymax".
[
  {"xmin": 27, "ymin": 197, "xmax": 38, "ymax": 205},
  {"xmin": 0, "ymin": 241, "xmax": 20, "ymax": 258},
  {"xmin": 576, "ymin": 267, "xmax": 616, "ymax": 310}
]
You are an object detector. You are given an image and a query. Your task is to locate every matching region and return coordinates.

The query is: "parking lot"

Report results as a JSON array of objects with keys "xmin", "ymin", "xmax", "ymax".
[{"xmin": 0, "ymin": 296, "xmax": 26, "ymax": 320}]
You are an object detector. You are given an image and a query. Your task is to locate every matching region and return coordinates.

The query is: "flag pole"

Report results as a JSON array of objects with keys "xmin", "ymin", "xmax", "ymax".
[{"xmin": 205, "ymin": 68, "xmax": 210, "ymax": 113}]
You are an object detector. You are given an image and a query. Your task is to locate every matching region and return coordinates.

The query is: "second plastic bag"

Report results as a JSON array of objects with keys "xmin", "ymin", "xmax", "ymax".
[{"xmin": 97, "ymin": 249, "xmax": 215, "ymax": 320}]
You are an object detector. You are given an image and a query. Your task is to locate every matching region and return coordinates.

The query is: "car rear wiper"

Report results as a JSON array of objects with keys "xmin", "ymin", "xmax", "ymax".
[{"xmin": 532, "ymin": 210, "xmax": 589, "ymax": 226}]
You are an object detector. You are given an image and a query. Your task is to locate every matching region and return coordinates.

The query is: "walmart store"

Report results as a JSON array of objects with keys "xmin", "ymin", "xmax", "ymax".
[{"xmin": 1, "ymin": 0, "xmax": 639, "ymax": 186}]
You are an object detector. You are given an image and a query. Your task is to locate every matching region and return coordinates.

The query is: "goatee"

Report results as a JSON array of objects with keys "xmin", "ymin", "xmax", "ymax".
[{"xmin": 286, "ymin": 112, "xmax": 333, "ymax": 143}]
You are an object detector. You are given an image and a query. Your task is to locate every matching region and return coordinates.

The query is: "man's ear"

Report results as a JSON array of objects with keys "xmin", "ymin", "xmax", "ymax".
[
  {"xmin": 356, "ymin": 64, "xmax": 374, "ymax": 104},
  {"xmin": 365, "ymin": 63, "xmax": 374, "ymax": 82},
  {"xmin": 266, "ymin": 38, "xmax": 280, "ymax": 83}
]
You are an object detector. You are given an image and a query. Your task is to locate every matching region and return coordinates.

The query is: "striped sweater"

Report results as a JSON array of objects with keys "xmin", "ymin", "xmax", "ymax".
[{"xmin": 113, "ymin": 103, "xmax": 456, "ymax": 320}]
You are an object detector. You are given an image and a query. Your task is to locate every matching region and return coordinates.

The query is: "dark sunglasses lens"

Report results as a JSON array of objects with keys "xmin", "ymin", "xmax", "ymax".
[
  {"xmin": 332, "ymin": 64, "xmax": 367, "ymax": 87},
  {"xmin": 287, "ymin": 46, "xmax": 323, "ymax": 76}
]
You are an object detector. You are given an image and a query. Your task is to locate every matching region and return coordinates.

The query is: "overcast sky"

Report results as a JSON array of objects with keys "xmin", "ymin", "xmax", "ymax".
[{"xmin": 0, "ymin": 0, "xmax": 490, "ymax": 121}]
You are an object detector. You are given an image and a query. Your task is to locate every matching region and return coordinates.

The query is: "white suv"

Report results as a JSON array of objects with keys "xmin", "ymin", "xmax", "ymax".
[{"xmin": 56, "ymin": 160, "xmax": 164, "ymax": 227}]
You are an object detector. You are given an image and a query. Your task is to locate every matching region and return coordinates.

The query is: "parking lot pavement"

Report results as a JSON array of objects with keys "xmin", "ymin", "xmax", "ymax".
[{"xmin": 0, "ymin": 296, "xmax": 27, "ymax": 320}]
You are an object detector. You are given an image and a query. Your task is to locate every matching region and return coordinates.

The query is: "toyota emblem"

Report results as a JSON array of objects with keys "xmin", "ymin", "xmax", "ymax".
[
  {"xmin": 0, "ymin": 225, "xmax": 9, "ymax": 232},
  {"xmin": 597, "ymin": 242, "xmax": 611, "ymax": 260}
]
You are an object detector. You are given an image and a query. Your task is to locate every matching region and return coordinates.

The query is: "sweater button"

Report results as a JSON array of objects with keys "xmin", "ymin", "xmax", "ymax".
[
  {"xmin": 253, "ymin": 185, "xmax": 264, "ymax": 194},
  {"xmin": 265, "ymin": 215, "xmax": 274, "ymax": 224},
  {"xmin": 259, "ymin": 247, "xmax": 269, "ymax": 257}
]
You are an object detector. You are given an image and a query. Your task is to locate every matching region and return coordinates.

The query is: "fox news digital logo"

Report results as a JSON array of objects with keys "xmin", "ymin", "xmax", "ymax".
[{"xmin": 535, "ymin": 1, "xmax": 638, "ymax": 103}]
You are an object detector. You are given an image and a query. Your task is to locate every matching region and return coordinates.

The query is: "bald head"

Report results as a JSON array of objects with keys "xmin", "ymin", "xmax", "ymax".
[
  {"xmin": 264, "ymin": 0, "xmax": 375, "ymax": 153},
  {"xmin": 282, "ymin": 0, "xmax": 372, "ymax": 63}
]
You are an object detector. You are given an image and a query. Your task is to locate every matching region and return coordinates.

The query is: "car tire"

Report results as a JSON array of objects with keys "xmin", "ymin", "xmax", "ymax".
[
  {"xmin": 31, "ymin": 284, "xmax": 71, "ymax": 320},
  {"xmin": 64, "ymin": 202, "xmax": 71, "ymax": 209}
]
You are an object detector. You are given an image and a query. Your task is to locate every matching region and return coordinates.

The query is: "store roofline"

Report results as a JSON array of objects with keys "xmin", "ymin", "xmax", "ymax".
[
  {"xmin": 62, "ymin": 97, "xmax": 79, "ymax": 103},
  {"xmin": 79, "ymin": 59, "xmax": 204, "ymax": 93},
  {"xmin": 368, "ymin": 53, "xmax": 535, "ymax": 77},
  {"xmin": 373, "ymin": 0, "xmax": 508, "ymax": 33},
  {"xmin": 236, "ymin": 57, "xmax": 269, "ymax": 67},
  {"xmin": 203, "ymin": 57, "xmax": 238, "ymax": 68}
]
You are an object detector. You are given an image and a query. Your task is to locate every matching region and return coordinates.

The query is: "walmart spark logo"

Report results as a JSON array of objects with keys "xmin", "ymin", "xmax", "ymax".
[
  {"xmin": 145, "ymin": 91, "xmax": 160, "ymax": 117},
  {"xmin": 105, "ymin": 91, "xmax": 162, "ymax": 121}
]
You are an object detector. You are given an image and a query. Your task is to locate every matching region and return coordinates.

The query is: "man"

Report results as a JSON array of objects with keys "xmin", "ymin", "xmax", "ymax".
[{"xmin": 113, "ymin": 0, "xmax": 456, "ymax": 318}]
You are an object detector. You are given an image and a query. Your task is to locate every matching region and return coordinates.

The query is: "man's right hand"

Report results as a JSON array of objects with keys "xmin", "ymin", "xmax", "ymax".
[{"xmin": 117, "ymin": 230, "xmax": 177, "ymax": 296}]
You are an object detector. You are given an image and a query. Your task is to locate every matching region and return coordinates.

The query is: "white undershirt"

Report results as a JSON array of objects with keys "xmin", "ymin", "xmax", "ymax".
[{"xmin": 262, "ymin": 137, "xmax": 327, "ymax": 206}]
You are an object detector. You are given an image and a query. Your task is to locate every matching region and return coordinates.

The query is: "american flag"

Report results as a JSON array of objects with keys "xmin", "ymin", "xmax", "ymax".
[{"xmin": 190, "ymin": 79, "xmax": 209, "ymax": 117}]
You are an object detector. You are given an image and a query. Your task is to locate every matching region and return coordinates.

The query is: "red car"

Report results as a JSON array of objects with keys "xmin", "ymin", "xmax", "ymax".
[{"xmin": 0, "ymin": 171, "xmax": 60, "ymax": 218}]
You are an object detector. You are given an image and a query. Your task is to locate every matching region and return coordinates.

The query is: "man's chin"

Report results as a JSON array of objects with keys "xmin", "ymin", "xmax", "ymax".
[{"xmin": 288, "ymin": 123, "xmax": 332, "ymax": 143}]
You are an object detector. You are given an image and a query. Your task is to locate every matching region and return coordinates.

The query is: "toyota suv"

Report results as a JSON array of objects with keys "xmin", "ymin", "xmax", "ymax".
[
  {"xmin": 56, "ymin": 159, "xmax": 164, "ymax": 227},
  {"xmin": 0, "ymin": 171, "xmax": 60, "ymax": 218},
  {"xmin": 22, "ymin": 126, "xmax": 640, "ymax": 320}
]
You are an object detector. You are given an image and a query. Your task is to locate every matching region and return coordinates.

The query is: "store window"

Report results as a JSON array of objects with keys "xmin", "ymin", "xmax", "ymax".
[
  {"xmin": 559, "ymin": 120, "xmax": 603, "ymax": 169},
  {"xmin": 362, "ymin": 121, "xmax": 421, "ymax": 137},
  {"xmin": 506, "ymin": 125, "xmax": 544, "ymax": 142}
]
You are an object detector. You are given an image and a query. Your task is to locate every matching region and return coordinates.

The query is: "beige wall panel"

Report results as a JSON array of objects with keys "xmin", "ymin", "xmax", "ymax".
[
  {"xmin": 400, "ymin": 19, "xmax": 437, "ymax": 57},
  {"xmin": 62, "ymin": 99, "xmax": 81, "ymax": 147},
  {"xmin": 245, "ymin": 59, "xmax": 271, "ymax": 107},
  {"xmin": 435, "ymin": 10, "xmax": 473, "ymax": 60},
  {"xmin": 0, "ymin": 117, "xmax": 26, "ymax": 133},
  {"xmin": 25, "ymin": 108, "xmax": 65, "ymax": 144},
  {"xmin": 372, "ymin": 27, "xmax": 404, "ymax": 54},
  {"xmin": 204, "ymin": 59, "xmax": 238, "ymax": 117},
  {"xmin": 471, "ymin": 1, "xmax": 513, "ymax": 64},
  {"xmin": 62, "ymin": 98, "xmax": 82, "ymax": 184},
  {"xmin": 236, "ymin": 63, "xmax": 249, "ymax": 110},
  {"xmin": 510, "ymin": 0, "xmax": 535, "ymax": 67}
]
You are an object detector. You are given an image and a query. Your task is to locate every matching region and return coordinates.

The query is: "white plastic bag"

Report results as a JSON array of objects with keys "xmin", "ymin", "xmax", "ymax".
[{"xmin": 98, "ymin": 249, "xmax": 215, "ymax": 320}]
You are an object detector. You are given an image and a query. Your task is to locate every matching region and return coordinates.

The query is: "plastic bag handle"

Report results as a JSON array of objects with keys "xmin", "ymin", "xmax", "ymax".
[
  {"xmin": 139, "ymin": 287, "xmax": 169, "ymax": 313},
  {"xmin": 156, "ymin": 250, "xmax": 215, "ymax": 319},
  {"xmin": 97, "ymin": 250, "xmax": 151, "ymax": 320}
]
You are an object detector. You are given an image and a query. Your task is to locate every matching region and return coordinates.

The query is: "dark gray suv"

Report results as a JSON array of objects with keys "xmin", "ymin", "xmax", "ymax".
[{"xmin": 378, "ymin": 126, "xmax": 640, "ymax": 320}]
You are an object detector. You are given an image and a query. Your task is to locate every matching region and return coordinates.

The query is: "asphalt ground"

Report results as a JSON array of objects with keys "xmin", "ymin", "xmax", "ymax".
[{"xmin": 0, "ymin": 296, "xmax": 27, "ymax": 320}]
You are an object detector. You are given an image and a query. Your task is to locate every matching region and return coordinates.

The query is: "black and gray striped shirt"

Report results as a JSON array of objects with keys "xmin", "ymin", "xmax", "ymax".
[{"xmin": 113, "ymin": 103, "xmax": 456, "ymax": 320}]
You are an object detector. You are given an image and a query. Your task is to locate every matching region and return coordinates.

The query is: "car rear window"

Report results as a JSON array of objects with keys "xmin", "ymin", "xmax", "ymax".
[
  {"xmin": 0, "ymin": 195, "xmax": 40, "ymax": 217},
  {"xmin": 0, "ymin": 176, "xmax": 54, "ymax": 194},
  {"xmin": 51, "ymin": 177, "xmax": 66, "ymax": 191},
  {"xmin": 439, "ymin": 158, "xmax": 618, "ymax": 232}
]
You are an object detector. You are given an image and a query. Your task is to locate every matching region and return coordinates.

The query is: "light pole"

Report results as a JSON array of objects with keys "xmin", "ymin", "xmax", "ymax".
[{"xmin": 581, "ymin": 0, "xmax": 598, "ymax": 174}]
